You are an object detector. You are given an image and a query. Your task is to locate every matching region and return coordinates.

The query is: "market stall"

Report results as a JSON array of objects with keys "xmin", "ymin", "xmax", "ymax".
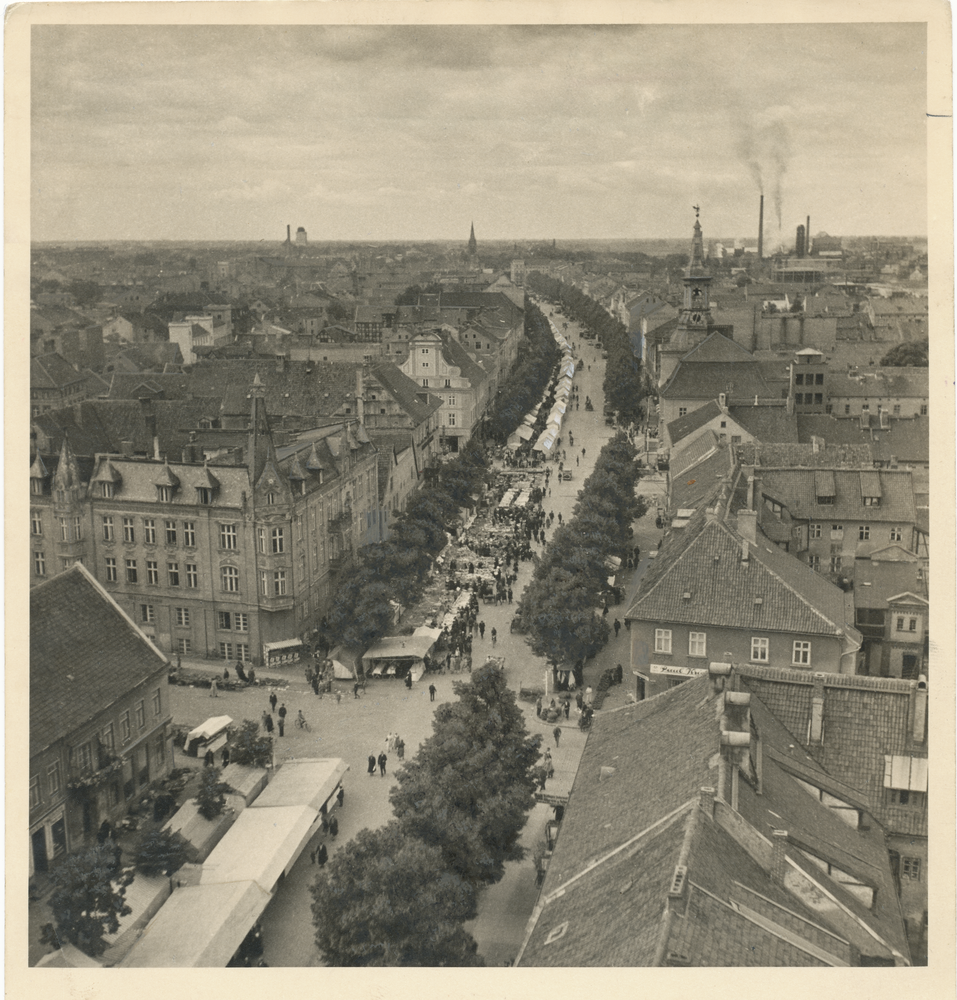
[{"xmin": 361, "ymin": 631, "xmax": 438, "ymax": 681}]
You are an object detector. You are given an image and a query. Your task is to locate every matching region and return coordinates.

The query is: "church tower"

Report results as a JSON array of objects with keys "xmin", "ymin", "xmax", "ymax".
[
  {"xmin": 468, "ymin": 222, "xmax": 477, "ymax": 257},
  {"xmin": 659, "ymin": 207, "xmax": 715, "ymax": 385}
]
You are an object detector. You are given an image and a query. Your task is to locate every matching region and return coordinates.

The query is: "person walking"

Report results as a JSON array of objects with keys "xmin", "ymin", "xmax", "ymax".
[
  {"xmin": 335, "ymin": 689, "xmax": 342, "ymax": 707},
  {"xmin": 378, "ymin": 752, "xmax": 387, "ymax": 777},
  {"xmin": 277, "ymin": 703, "xmax": 287, "ymax": 736},
  {"xmin": 429, "ymin": 683, "xmax": 437, "ymax": 702},
  {"xmin": 269, "ymin": 690, "xmax": 278, "ymax": 713},
  {"xmin": 353, "ymin": 681, "xmax": 360, "ymax": 699},
  {"xmin": 316, "ymin": 842, "xmax": 328, "ymax": 867},
  {"xmin": 367, "ymin": 754, "xmax": 377, "ymax": 777},
  {"xmin": 209, "ymin": 677, "xmax": 218, "ymax": 697},
  {"xmin": 614, "ymin": 618, "xmax": 621, "ymax": 638},
  {"xmin": 404, "ymin": 671, "xmax": 413, "ymax": 690},
  {"xmin": 223, "ymin": 666, "xmax": 230, "ymax": 682},
  {"xmin": 264, "ymin": 713, "xmax": 274, "ymax": 735},
  {"xmin": 507, "ymin": 586, "xmax": 513, "ymax": 603},
  {"xmin": 490, "ymin": 628, "xmax": 497, "ymax": 646},
  {"xmin": 204, "ymin": 749, "xmax": 215, "ymax": 767},
  {"xmin": 329, "ymin": 815, "xmax": 339, "ymax": 838},
  {"xmin": 221, "ymin": 746, "xmax": 231, "ymax": 767},
  {"xmin": 602, "ymin": 604, "xmax": 609, "ymax": 618},
  {"xmin": 337, "ymin": 786, "xmax": 345, "ymax": 809},
  {"xmin": 554, "ymin": 726, "xmax": 562, "ymax": 748},
  {"xmin": 563, "ymin": 699, "xmax": 570, "ymax": 720},
  {"xmin": 312, "ymin": 675, "xmax": 321, "ymax": 696},
  {"xmin": 478, "ymin": 620, "xmax": 485, "ymax": 639}
]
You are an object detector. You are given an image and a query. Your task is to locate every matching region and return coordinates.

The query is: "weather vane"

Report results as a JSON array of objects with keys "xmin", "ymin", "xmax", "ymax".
[{"xmin": 693, "ymin": 204, "xmax": 700, "ymax": 219}]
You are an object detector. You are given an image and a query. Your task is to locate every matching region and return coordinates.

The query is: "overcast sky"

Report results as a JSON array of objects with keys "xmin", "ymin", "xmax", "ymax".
[{"xmin": 31, "ymin": 23, "xmax": 928, "ymax": 243}]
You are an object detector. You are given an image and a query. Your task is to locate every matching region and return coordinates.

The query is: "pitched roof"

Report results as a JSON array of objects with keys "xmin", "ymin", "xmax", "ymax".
[
  {"xmin": 759, "ymin": 468, "xmax": 916, "ymax": 523},
  {"xmin": 737, "ymin": 440, "xmax": 873, "ymax": 467},
  {"xmin": 31, "ymin": 564, "xmax": 169, "ymax": 758},
  {"xmin": 31, "ymin": 352, "xmax": 84, "ymax": 389},
  {"xmin": 827, "ymin": 368, "xmax": 928, "ymax": 399},
  {"xmin": 435, "ymin": 329, "xmax": 489, "ymax": 385},
  {"xmin": 626, "ymin": 509, "xmax": 856, "ymax": 638},
  {"xmin": 367, "ymin": 363, "xmax": 443, "ymax": 424},
  {"xmin": 678, "ymin": 330, "xmax": 755, "ymax": 364},
  {"xmin": 725, "ymin": 405, "xmax": 799, "ymax": 443},
  {"xmin": 666, "ymin": 400, "xmax": 723, "ymax": 445},
  {"xmin": 852, "ymin": 555, "xmax": 925, "ymax": 610},
  {"xmin": 661, "ymin": 358, "xmax": 772, "ymax": 402}
]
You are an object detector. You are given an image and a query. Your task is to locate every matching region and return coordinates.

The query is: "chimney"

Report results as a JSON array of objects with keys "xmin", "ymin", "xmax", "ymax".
[
  {"xmin": 737, "ymin": 509, "xmax": 757, "ymax": 545},
  {"xmin": 806, "ymin": 216, "xmax": 811, "ymax": 255},
  {"xmin": 355, "ymin": 368, "xmax": 365, "ymax": 425},
  {"xmin": 809, "ymin": 675, "xmax": 825, "ymax": 744},
  {"xmin": 746, "ymin": 474, "xmax": 755, "ymax": 509},
  {"xmin": 287, "ymin": 224, "xmax": 291, "ymax": 243},
  {"xmin": 698, "ymin": 786, "xmax": 716, "ymax": 820},
  {"xmin": 913, "ymin": 675, "xmax": 927, "ymax": 742},
  {"xmin": 758, "ymin": 195, "xmax": 764, "ymax": 261},
  {"xmin": 718, "ymin": 392, "xmax": 727, "ymax": 413},
  {"xmin": 708, "ymin": 660, "xmax": 732, "ymax": 695},
  {"xmin": 771, "ymin": 830, "xmax": 789, "ymax": 884},
  {"xmin": 120, "ymin": 439, "xmax": 134, "ymax": 457}
]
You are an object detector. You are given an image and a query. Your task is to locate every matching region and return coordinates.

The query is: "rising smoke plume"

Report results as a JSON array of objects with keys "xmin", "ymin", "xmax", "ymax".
[{"xmin": 738, "ymin": 109, "xmax": 792, "ymax": 230}]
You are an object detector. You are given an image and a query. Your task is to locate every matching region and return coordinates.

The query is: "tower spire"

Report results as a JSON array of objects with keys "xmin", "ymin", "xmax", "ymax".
[{"xmin": 468, "ymin": 221, "xmax": 477, "ymax": 256}]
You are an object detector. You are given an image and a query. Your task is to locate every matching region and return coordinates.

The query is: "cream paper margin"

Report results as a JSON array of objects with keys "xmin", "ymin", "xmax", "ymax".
[{"xmin": 5, "ymin": 2, "xmax": 954, "ymax": 997}]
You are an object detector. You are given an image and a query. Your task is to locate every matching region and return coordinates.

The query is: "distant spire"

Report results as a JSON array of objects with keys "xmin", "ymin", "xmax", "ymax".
[
  {"xmin": 687, "ymin": 211, "xmax": 708, "ymax": 278},
  {"xmin": 468, "ymin": 222, "xmax": 477, "ymax": 255}
]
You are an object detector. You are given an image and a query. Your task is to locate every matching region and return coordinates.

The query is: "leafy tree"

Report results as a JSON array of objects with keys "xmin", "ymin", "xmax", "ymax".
[
  {"xmin": 39, "ymin": 842, "xmax": 134, "ymax": 956},
  {"xmin": 67, "ymin": 279, "xmax": 102, "ymax": 308},
  {"xmin": 879, "ymin": 339, "xmax": 928, "ymax": 367},
  {"xmin": 311, "ymin": 821, "xmax": 483, "ymax": 966},
  {"xmin": 390, "ymin": 662, "xmax": 542, "ymax": 888},
  {"xmin": 134, "ymin": 829, "xmax": 187, "ymax": 878},
  {"xmin": 195, "ymin": 765, "xmax": 229, "ymax": 820},
  {"xmin": 327, "ymin": 299, "xmax": 350, "ymax": 323},
  {"xmin": 227, "ymin": 720, "xmax": 273, "ymax": 768}
]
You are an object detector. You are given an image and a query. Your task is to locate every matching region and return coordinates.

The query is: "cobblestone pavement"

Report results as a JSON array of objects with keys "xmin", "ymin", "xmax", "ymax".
[{"xmin": 159, "ymin": 308, "xmax": 659, "ymax": 966}]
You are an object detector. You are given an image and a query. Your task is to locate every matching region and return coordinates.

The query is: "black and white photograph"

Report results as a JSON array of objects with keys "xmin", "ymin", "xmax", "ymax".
[{"xmin": 11, "ymin": 0, "xmax": 953, "ymax": 984}]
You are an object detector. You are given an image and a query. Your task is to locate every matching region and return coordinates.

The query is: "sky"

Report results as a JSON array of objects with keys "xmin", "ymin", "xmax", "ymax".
[{"xmin": 31, "ymin": 22, "xmax": 929, "ymax": 243}]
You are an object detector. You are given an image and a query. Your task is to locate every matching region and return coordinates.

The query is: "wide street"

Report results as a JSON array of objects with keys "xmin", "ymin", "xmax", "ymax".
[{"xmin": 167, "ymin": 304, "xmax": 667, "ymax": 966}]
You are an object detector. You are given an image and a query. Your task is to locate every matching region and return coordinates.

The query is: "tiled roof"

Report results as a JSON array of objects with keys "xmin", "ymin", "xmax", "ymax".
[
  {"xmin": 31, "ymin": 563, "xmax": 169, "ymax": 758},
  {"xmin": 669, "ymin": 441, "xmax": 736, "ymax": 513},
  {"xmin": 435, "ymin": 329, "xmax": 489, "ymax": 385},
  {"xmin": 868, "ymin": 416, "xmax": 929, "ymax": 465},
  {"xmin": 827, "ymin": 368, "xmax": 928, "ymax": 399},
  {"xmin": 368, "ymin": 363, "xmax": 443, "ymax": 424},
  {"xmin": 626, "ymin": 509, "xmax": 855, "ymax": 637},
  {"xmin": 679, "ymin": 331, "xmax": 755, "ymax": 364},
  {"xmin": 739, "ymin": 665, "xmax": 927, "ymax": 839},
  {"xmin": 661, "ymin": 360, "xmax": 772, "ymax": 402},
  {"xmin": 666, "ymin": 400, "xmax": 723, "ymax": 445},
  {"xmin": 671, "ymin": 429, "xmax": 722, "ymax": 477},
  {"xmin": 759, "ymin": 468, "xmax": 916, "ymax": 524},
  {"xmin": 31, "ymin": 352, "xmax": 84, "ymax": 389},
  {"xmin": 101, "ymin": 372, "xmax": 193, "ymax": 399},
  {"xmin": 852, "ymin": 554, "xmax": 925, "ymax": 609},
  {"xmin": 737, "ymin": 441, "xmax": 873, "ymax": 467},
  {"xmin": 90, "ymin": 455, "xmax": 251, "ymax": 507}
]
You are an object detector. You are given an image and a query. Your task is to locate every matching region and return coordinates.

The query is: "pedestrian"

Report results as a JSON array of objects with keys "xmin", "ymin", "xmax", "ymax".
[
  {"xmin": 536, "ymin": 696, "xmax": 543, "ymax": 719},
  {"xmin": 614, "ymin": 618, "xmax": 621, "ymax": 637},
  {"xmin": 563, "ymin": 699, "xmax": 570, "ymax": 720},
  {"xmin": 582, "ymin": 447, "xmax": 586, "ymax": 458},
  {"xmin": 353, "ymin": 681, "xmax": 360, "ymax": 699},
  {"xmin": 335, "ymin": 689, "xmax": 342, "ymax": 707},
  {"xmin": 312, "ymin": 676, "xmax": 320, "ymax": 696},
  {"xmin": 223, "ymin": 666, "xmax": 230, "ymax": 681},
  {"xmin": 222, "ymin": 746, "xmax": 230, "ymax": 767},
  {"xmin": 368, "ymin": 754, "xmax": 377, "ymax": 777},
  {"xmin": 490, "ymin": 627, "xmax": 497, "ymax": 646},
  {"xmin": 625, "ymin": 617, "xmax": 631, "ymax": 631},
  {"xmin": 316, "ymin": 843, "xmax": 328, "ymax": 867},
  {"xmin": 616, "ymin": 663, "xmax": 624, "ymax": 685},
  {"xmin": 278, "ymin": 702, "xmax": 287, "ymax": 726},
  {"xmin": 204, "ymin": 749, "xmax": 215, "ymax": 767},
  {"xmin": 329, "ymin": 815, "xmax": 339, "ymax": 838},
  {"xmin": 479, "ymin": 620, "xmax": 485, "ymax": 639},
  {"xmin": 429, "ymin": 683, "xmax": 437, "ymax": 702},
  {"xmin": 507, "ymin": 587, "xmax": 513, "ymax": 603},
  {"xmin": 236, "ymin": 661, "xmax": 248, "ymax": 683},
  {"xmin": 404, "ymin": 671, "xmax": 413, "ymax": 690},
  {"xmin": 269, "ymin": 690, "xmax": 278, "ymax": 712},
  {"xmin": 264, "ymin": 713, "xmax": 274, "ymax": 734},
  {"xmin": 554, "ymin": 726, "xmax": 562, "ymax": 748},
  {"xmin": 603, "ymin": 604, "xmax": 609, "ymax": 617},
  {"xmin": 209, "ymin": 677, "xmax": 218, "ymax": 697},
  {"xmin": 337, "ymin": 786, "xmax": 345, "ymax": 809},
  {"xmin": 378, "ymin": 752, "xmax": 387, "ymax": 777},
  {"xmin": 247, "ymin": 666, "xmax": 256, "ymax": 685}
]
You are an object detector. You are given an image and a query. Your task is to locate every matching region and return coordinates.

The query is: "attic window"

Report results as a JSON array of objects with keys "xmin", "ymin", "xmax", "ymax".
[
  {"xmin": 862, "ymin": 496, "xmax": 881, "ymax": 507},
  {"xmin": 682, "ymin": 591, "xmax": 691, "ymax": 600},
  {"xmin": 101, "ymin": 482, "xmax": 116, "ymax": 499},
  {"xmin": 196, "ymin": 487, "xmax": 213, "ymax": 505},
  {"xmin": 266, "ymin": 492, "xmax": 275, "ymax": 505},
  {"xmin": 544, "ymin": 921, "xmax": 569, "ymax": 946},
  {"xmin": 668, "ymin": 865, "xmax": 688, "ymax": 897},
  {"xmin": 158, "ymin": 486, "xmax": 173, "ymax": 503}
]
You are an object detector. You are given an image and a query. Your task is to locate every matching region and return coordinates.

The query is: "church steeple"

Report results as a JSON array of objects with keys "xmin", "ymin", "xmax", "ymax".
[
  {"xmin": 676, "ymin": 206, "xmax": 713, "ymax": 338},
  {"xmin": 468, "ymin": 222, "xmax": 477, "ymax": 256}
]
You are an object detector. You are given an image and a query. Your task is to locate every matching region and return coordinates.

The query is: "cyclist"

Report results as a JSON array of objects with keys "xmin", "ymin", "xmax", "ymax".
[{"xmin": 296, "ymin": 710, "xmax": 308, "ymax": 730}]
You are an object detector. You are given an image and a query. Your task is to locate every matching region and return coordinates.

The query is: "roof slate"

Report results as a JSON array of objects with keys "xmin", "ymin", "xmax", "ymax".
[
  {"xmin": 727, "ymin": 406, "xmax": 799, "ymax": 443},
  {"xmin": 759, "ymin": 468, "xmax": 917, "ymax": 524}
]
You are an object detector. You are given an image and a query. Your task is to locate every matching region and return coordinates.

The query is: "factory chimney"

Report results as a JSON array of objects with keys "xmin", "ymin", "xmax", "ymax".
[
  {"xmin": 286, "ymin": 224, "xmax": 291, "ymax": 243},
  {"xmin": 806, "ymin": 216, "xmax": 811, "ymax": 256},
  {"xmin": 795, "ymin": 225, "xmax": 806, "ymax": 258},
  {"xmin": 757, "ymin": 195, "xmax": 764, "ymax": 261}
]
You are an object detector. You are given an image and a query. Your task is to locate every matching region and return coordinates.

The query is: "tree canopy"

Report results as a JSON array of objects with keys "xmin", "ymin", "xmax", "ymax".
[
  {"xmin": 227, "ymin": 719, "xmax": 273, "ymax": 768},
  {"xmin": 879, "ymin": 339, "xmax": 928, "ymax": 367}
]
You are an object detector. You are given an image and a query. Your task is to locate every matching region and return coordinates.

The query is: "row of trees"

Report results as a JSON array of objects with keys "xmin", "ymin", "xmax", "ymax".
[
  {"xmin": 311, "ymin": 662, "xmax": 543, "ymax": 965},
  {"xmin": 518, "ymin": 433, "xmax": 646, "ymax": 665},
  {"xmin": 525, "ymin": 273, "xmax": 646, "ymax": 426}
]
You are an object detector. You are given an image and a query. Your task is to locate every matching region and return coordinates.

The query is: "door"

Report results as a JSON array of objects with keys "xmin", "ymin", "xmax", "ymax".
[
  {"xmin": 901, "ymin": 654, "xmax": 920, "ymax": 680},
  {"xmin": 51, "ymin": 818, "xmax": 67, "ymax": 859},
  {"xmin": 32, "ymin": 828, "xmax": 49, "ymax": 874}
]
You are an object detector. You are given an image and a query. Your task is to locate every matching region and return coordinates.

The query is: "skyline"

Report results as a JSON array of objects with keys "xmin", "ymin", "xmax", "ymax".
[{"xmin": 32, "ymin": 23, "xmax": 928, "ymax": 243}]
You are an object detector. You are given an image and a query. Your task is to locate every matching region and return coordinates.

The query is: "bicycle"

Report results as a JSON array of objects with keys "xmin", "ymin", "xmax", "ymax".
[{"xmin": 295, "ymin": 713, "xmax": 311, "ymax": 732}]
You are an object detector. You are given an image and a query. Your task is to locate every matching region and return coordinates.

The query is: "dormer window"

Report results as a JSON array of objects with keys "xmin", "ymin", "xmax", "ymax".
[
  {"xmin": 196, "ymin": 487, "xmax": 213, "ymax": 505},
  {"xmin": 158, "ymin": 486, "xmax": 173, "ymax": 503},
  {"xmin": 101, "ymin": 482, "xmax": 115, "ymax": 499},
  {"xmin": 31, "ymin": 478, "xmax": 43, "ymax": 496},
  {"xmin": 862, "ymin": 495, "xmax": 881, "ymax": 507}
]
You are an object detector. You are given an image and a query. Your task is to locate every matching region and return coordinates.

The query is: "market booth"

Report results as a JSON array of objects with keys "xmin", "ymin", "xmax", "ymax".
[
  {"xmin": 262, "ymin": 638, "xmax": 303, "ymax": 668},
  {"xmin": 362, "ymin": 629, "xmax": 438, "ymax": 682},
  {"xmin": 184, "ymin": 716, "xmax": 232, "ymax": 758}
]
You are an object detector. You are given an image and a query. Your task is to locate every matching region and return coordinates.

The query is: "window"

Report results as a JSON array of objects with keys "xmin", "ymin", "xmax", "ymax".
[
  {"xmin": 271, "ymin": 527, "xmax": 285, "ymax": 554},
  {"xmin": 175, "ymin": 637, "xmax": 192, "ymax": 654},
  {"xmin": 862, "ymin": 496, "xmax": 881, "ymax": 507},
  {"xmin": 809, "ymin": 523, "xmax": 822, "ymax": 539},
  {"xmin": 421, "ymin": 361, "xmax": 430, "ymax": 369},
  {"xmin": 123, "ymin": 517, "xmax": 135, "ymax": 543},
  {"xmin": 31, "ymin": 478, "xmax": 43, "ymax": 495},
  {"xmin": 265, "ymin": 492, "xmax": 275, "ymax": 506},
  {"xmin": 235, "ymin": 612, "xmax": 249, "ymax": 632},
  {"xmin": 60, "ymin": 558, "xmax": 74, "ymax": 572},
  {"xmin": 859, "ymin": 525, "xmax": 870, "ymax": 541},
  {"xmin": 219, "ymin": 523, "xmax": 237, "ymax": 549},
  {"xmin": 34, "ymin": 551, "xmax": 46, "ymax": 576},
  {"xmin": 751, "ymin": 637, "xmax": 769, "ymax": 662},
  {"xmin": 30, "ymin": 775, "xmax": 40, "ymax": 808},
  {"xmin": 196, "ymin": 487, "xmax": 213, "ymax": 505},
  {"xmin": 102, "ymin": 515, "xmax": 115, "ymax": 541},
  {"xmin": 31, "ymin": 511, "xmax": 42, "ymax": 536},
  {"xmin": 830, "ymin": 524, "xmax": 843, "ymax": 539},
  {"xmin": 421, "ymin": 379, "xmax": 429, "ymax": 388},
  {"xmin": 795, "ymin": 373, "xmax": 804, "ymax": 386},
  {"xmin": 688, "ymin": 632, "xmax": 707, "ymax": 657},
  {"xmin": 448, "ymin": 395, "xmax": 456, "ymax": 406},
  {"xmin": 862, "ymin": 402, "xmax": 869, "ymax": 411},
  {"xmin": 152, "ymin": 688, "xmax": 162, "ymax": 716},
  {"xmin": 920, "ymin": 404, "xmax": 927, "ymax": 416},
  {"xmin": 158, "ymin": 485, "xmax": 174, "ymax": 503},
  {"xmin": 219, "ymin": 642, "xmax": 233, "ymax": 660},
  {"xmin": 119, "ymin": 711, "xmax": 131, "ymax": 742},
  {"xmin": 678, "ymin": 407, "xmax": 687, "ymax": 417},
  {"xmin": 175, "ymin": 607, "xmax": 190, "ymax": 627},
  {"xmin": 126, "ymin": 559, "xmax": 138, "ymax": 584},
  {"xmin": 55, "ymin": 489, "xmax": 66, "ymax": 504},
  {"xmin": 105, "ymin": 556, "xmax": 117, "ymax": 582},
  {"xmin": 167, "ymin": 563, "xmax": 180, "ymax": 587},
  {"xmin": 448, "ymin": 413, "xmax": 456, "ymax": 427},
  {"xmin": 257, "ymin": 527, "xmax": 266, "ymax": 553},
  {"xmin": 98, "ymin": 481, "xmax": 114, "ymax": 499},
  {"xmin": 844, "ymin": 404, "xmax": 851, "ymax": 415},
  {"xmin": 48, "ymin": 761, "xmax": 61, "ymax": 796},
  {"xmin": 814, "ymin": 393, "xmax": 823, "ymax": 404},
  {"xmin": 259, "ymin": 570, "xmax": 269, "ymax": 596},
  {"xmin": 140, "ymin": 604, "xmax": 154, "ymax": 624},
  {"xmin": 236, "ymin": 643, "xmax": 250, "ymax": 661},
  {"xmin": 218, "ymin": 611, "xmax": 232, "ymax": 630},
  {"xmin": 893, "ymin": 404, "xmax": 901, "ymax": 416},
  {"xmin": 444, "ymin": 379, "xmax": 451, "ymax": 388},
  {"xmin": 829, "ymin": 555, "xmax": 842, "ymax": 573},
  {"xmin": 792, "ymin": 641, "xmax": 811, "ymax": 666},
  {"xmin": 186, "ymin": 563, "xmax": 198, "ymax": 588},
  {"xmin": 901, "ymin": 857, "xmax": 921, "ymax": 880},
  {"xmin": 221, "ymin": 566, "xmax": 239, "ymax": 592},
  {"xmin": 183, "ymin": 522, "xmax": 196, "ymax": 547},
  {"xmin": 654, "ymin": 629, "xmax": 672, "ymax": 654},
  {"xmin": 816, "ymin": 493, "xmax": 834, "ymax": 505},
  {"xmin": 135, "ymin": 700, "xmax": 146, "ymax": 729},
  {"xmin": 273, "ymin": 570, "xmax": 287, "ymax": 596},
  {"xmin": 102, "ymin": 722, "xmax": 114, "ymax": 751},
  {"xmin": 144, "ymin": 519, "xmax": 156, "ymax": 544},
  {"xmin": 808, "ymin": 554, "xmax": 820, "ymax": 571},
  {"xmin": 165, "ymin": 520, "xmax": 177, "ymax": 545},
  {"xmin": 59, "ymin": 517, "xmax": 69, "ymax": 542},
  {"xmin": 889, "ymin": 526, "xmax": 902, "ymax": 542},
  {"xmin": 815, "ymin": 373, "xmax": 824, "ymax": 385},
  {"xmin": 72, "ymin": 515, "xmax": 82, "ymax": 539}
]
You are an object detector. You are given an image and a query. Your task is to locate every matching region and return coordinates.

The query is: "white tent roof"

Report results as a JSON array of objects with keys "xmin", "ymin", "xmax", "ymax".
[
  {"xmin": 516, "ymin": 424, "xmax": 534, "ymax": 440},
  {"xmin": 120, "ymin": 880, "xmax": 272, "ymax": 967},
  {"xmin": 362, "ymin": 633, "xmax": 436, "ymax": 662},
  {"xmin": 201, "ymin": 804, "xmax": 317, "ymax": 892},
  {"xmin": 186, "ymin": 716, "xmax": 232, "ymax": 743},
  {"xmin": 251, "ymin": 758, "xmax": 348, "ymax": 813}
]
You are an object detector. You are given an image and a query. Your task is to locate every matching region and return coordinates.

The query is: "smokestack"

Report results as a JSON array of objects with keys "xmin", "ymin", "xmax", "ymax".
[
  {"xmin": 758, "ymin": 195, "xmax": 764, "ymax": 260},
  {"xmin": 806, "ymin": 216, "xmax": 810, "ymax": 255},
  {"xmin": 287, "ymin": 224, "xmax": 291, "ymax": 243}
]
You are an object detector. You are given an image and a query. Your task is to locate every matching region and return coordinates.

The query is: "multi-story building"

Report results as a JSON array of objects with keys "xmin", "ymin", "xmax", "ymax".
[
  {"xmin": 30, "ymin": 352, "xmax": 107, "ymax": 417},
  {"xmin": 29, "ymin": 381, "xmax": 379, "ymax": 661},
  {"xmin": 30, "ymin": 563, "xmax": 172, "ymax": 875}
]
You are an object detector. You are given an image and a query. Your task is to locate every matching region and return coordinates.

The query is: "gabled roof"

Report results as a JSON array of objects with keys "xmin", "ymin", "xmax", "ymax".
[
  {"xmin": 367, "ymin": 363, "xmax": 443, "ymax": 424},
  {"xmin": 759, "ymin": 468, "xmax": 917, "ymax": 524},
  {"xmin": 666, "ymin": 400, "xmax": 724, "ymax": 445},
  {"xmin": 31, "ymin": 563, "xmax": 169, "ymax": 758},
  {"xmin": 661, "ymin": 356, "xmax": 772, "ymax": 403},
  {"xmin": 626, "ymin": 508, "xmax": 857, "ymax": 638},
  {"xmin": 827, "ymin": 368, "xmax": 928, "ymax": 399},
  {"xmin": 737, "ymin": 441, "xmax": 872, "ymax": 467},
  {"xmin": 31, "ymin": 352, "xmax": 84, "ymax": 389},
  {"xmin": 677, "ymin": 330, "xmax": 755, "ymax": 364}
]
